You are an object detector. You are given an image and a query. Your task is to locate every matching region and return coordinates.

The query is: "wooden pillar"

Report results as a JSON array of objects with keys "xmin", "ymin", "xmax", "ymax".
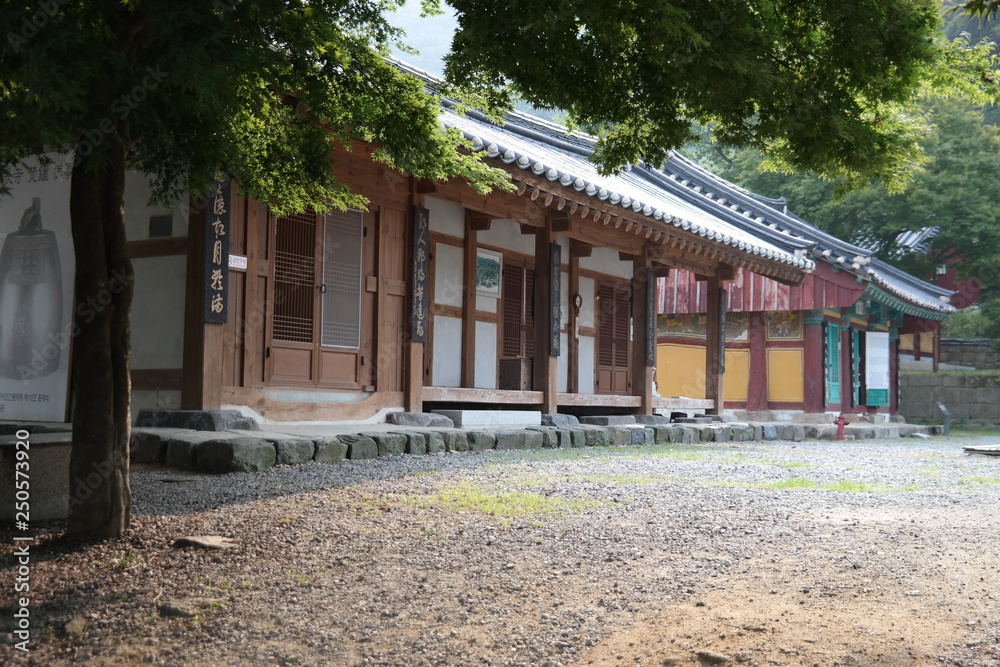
[
  {"xmin": 404, "ymin": 181, "xmax": 429, "ymax": 413},
  {"xmin": 840, "ymin": 317, "xmax": 853, "ymax": 413},
  {"xmin": 746, "ymin": 311, "xmax": 768, "ymax": 412},
  {"xmin": 631, "ymin": 249, "xmax": 654, "ymax": 415},
  {"xmin": 567, "ymin": 242, "xmax": 581, "ymax": 394},
  {"xmin": 182, "ymin": 190, "xmax": 226, "ymax": 409},
  {"xmin": 461, "ymin": 211, "xmax": 479, "ymax": 388},
  {"xmin": 802, "ymin": 312, "xmax": 825, "ymax": 413},
  {"xmin": 704, "ymin": 276, "xmax": 725, "ymax": 415},
  {"xmin": 533, "ymin": 219, "xmax": 559, "ymax": 414}
]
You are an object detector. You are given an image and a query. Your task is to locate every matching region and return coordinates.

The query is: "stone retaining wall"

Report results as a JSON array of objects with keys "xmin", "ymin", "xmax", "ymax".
[
  {"xmin": 900, "ymin": 372, "xmax": 1000, "ymax": 425},
  {"xmin": 940, "ymin": 339, "xmax": 1000, "ymax": 370},
  {"xmin": 130, "ymin": 420, "xmax": 931, "ymax": 475}
]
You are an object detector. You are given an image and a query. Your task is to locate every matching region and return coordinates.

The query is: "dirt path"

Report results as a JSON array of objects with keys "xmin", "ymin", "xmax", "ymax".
[{"xmin": 3, "ymin": 435, "xmax": 1000, "ymax": 666}]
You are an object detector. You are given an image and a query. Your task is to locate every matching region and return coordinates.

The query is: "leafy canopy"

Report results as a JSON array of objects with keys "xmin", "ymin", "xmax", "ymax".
[
  {"xmin": 442, "ymin": 0, "xmax": 1000, "ymax": 192},
  {"xmin": 0, "ymin": 0, "xmax": 508, "ymax": 214}
]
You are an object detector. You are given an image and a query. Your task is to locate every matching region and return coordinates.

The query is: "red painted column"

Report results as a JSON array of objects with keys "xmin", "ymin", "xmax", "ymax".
[
  {"xmin": 802, "ymin": 311, "xmax": 825, "ymax": 413},
  {"xmin": 746, "ymin": 311, "xmax": 767, "ymax": 412}
]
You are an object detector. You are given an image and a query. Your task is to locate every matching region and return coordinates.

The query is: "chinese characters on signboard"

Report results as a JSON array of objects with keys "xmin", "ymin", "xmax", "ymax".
[
  {"xmin": 411, "ymin": 206, "xmax": 429, "ymax": 342},
  {"xmin": 204, "ymin": 179, "xmax": 230, "ymax": 323},
  {"xmin": 645, "ymin": 268, "xmax": 655, "ymax": 367},
  {"xmin": 549, "ymin": 242, "xmax": 561, "ymax": 356}
]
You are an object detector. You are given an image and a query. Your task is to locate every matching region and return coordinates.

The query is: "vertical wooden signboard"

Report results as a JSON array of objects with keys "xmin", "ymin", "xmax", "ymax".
[
  {"xmin": 411, "ymin": 206, "xmax": 429, "ymax": 342},
  {"xmin": 204, "ymin": 179, "xmax": 230, "ymax": 323},
  {"xmin": 549, "ymin": 242, "xmax": 561, "ymax": 356}
]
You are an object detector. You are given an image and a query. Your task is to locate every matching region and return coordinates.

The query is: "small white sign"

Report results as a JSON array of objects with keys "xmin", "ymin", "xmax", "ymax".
[{"xmin": 228, "ymin": 254, "xmax": 247, "ymax": 270}]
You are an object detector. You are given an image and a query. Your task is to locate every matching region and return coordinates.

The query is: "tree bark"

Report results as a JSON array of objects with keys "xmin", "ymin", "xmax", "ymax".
[{"xmin": 66, "ymin": 130, "xmax": 134, "ymax": 539}]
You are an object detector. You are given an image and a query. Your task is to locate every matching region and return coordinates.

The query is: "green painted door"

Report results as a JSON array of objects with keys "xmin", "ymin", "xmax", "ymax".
[
  {"xmin": 826, "ymin": 322, "xmax": 840, "ymax": 405},
  {"xmin": 852, "ymin": 328, "xmax": 862, "ymax": 406}
]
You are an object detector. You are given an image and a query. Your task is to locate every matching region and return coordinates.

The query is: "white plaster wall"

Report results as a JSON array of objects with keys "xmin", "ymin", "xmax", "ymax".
[
  {"xmin": 131, "ymin": 390, "xmax": 181, "ymax": 420},
  {"xmin": 426, "ymin": 196, "xmax": 465, "ymax": 238},
  {"xmin": 432, "ymin": 315, "xmax": 462, "ymax": 387},
  {"xmin": 578, "ymin": 277, "xmax": 595, "ymax": 328},
  {"xmin": 123, "ymin": 171, "xmax": 188, "ymax": 241},
  {"xmin": 476, "ymin": 295, "xmax": 497, "ymax": 313},
  {"xmin": 434, "ymin": 243, "xmax": 464, "ymax": 307},
  {"xmin": 557, "ymin": 333, "xmax": 569, "ymax": 392},
  {"xmin": 580, "ymin": 246, "xmax": 633, "ymax": 279},
  {"xmin": 477, "ymin": 218, "xmax": 535, "ymax": 255},
  {"xmin": 578, "ymin": 336, "xmax": 595, "ymax": 394},
  {"xmin": 131, "ymin": 255, "xmax": 187, "ymax": 369},
  {"xmin": 475, "ymin": 321, "xmax": 497, "ymax": 389}
]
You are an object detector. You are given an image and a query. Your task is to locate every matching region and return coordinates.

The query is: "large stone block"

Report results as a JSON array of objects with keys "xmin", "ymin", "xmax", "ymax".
[
  {"xmin": 340, "ymin": 434, "xmax": 378, "ymax": 460},
  {"xmin": 135, "ymin": 409, "xmax": 259, "ymax": 432},
  {"xmin": 433, "ymin": 410, "xmax": 540, "ymax": 427},
  {"xmin": 494, "ymin": 431, "xmax": 526, "ymax": 450},
  {"xmin": 313, "ymin": 436, "xmax": 348, "ymax": 463},
  {"xmin": 386, "ymin": 412, "xmax": 454, "ymax": 428},
  {"xmin": 579, "ymin": 415, "xmax": 636, "ymax": 426},
  {"xmin": 527, "ymin": 427, "xmax": 558, "ymax": 449},
  {"xmin": 523, "ymin": 430, "xmax": 544, "ymax": 450},
  {"xmin": 467, "ymin": 431, "xmax": 497, "ymax": 452},
  {"xmin": 363, "ymin": 432, "xmax": 407, "ymax": 457},
  {"xmin": 254, "ymin": 434, "xmax": 315, "ymax": 466},
  {"xmin": 582, "ymin": 427, "xmax": 607, "ymax": 447},
  {"xmin": 441, "ymin": 431, "xmax": 469, "ymax": 453},
  {"xmin": 730, "ymin": 425, "xmax": 754, "ymax": 442},
  {"xmin": 634, "ymin": 415, "xmax": 671, "ymax": 425},
  {"xmin": 541, "ymin": 414, "xmax": 580, "ymax": 427},
  {"xmin": 392, "ymin": 431, "xmax": 427, "ymax": 456},
  {"xmin": 130, "ymin": 428, "xmax": 191, "ymax": 464},
  {"xmin": 425, "ymin": 432, "xmax": 446, "ymax": 454},
  {"xmin": 630, "ymin": 428, "xmax": 654, "ymax": 446},
  {"xmin": 195, "ymin": 437, "xmax": 276, "ymax": 473},
  {"xmin": 760, "ymin": 424, "xmax": 778, "ymax": 441},
  {"xmin": 653, "ymin": 426, "xmax": 673, "ymax": 444},
  {"xmin": 605, "ymin": 427, "xmax": 633, "ymax": 446}
]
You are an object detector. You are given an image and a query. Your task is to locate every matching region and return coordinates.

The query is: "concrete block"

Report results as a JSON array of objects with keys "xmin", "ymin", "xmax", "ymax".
[{"xmin": 432, "ymin": 410, "xmax": 540, "ymax": 427}]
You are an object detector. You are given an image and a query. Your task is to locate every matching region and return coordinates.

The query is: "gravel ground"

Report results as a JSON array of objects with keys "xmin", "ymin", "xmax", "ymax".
[{"xmin": 2, "ymin": 432, "xmax": 1000, "ymax": 667}]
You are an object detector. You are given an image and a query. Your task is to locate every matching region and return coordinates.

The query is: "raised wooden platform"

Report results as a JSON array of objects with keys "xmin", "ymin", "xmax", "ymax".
[{"xmin": 421, "ymin": 386, "xmax": 714, "ymax": 412}]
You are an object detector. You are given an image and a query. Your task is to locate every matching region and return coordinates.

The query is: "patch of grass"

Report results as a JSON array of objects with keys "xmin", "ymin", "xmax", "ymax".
[
  {"xmin": 959, "ymin": 476, "xmax": 1000, "ymax": 486},
  {"xmin": 114, "ymin": 551, "xmax": 139, "ymax": 571},
  {"xmin": 758, "ymin": 459, "xmax": 813, "ymax": 469},
  {"xmin": 729, "ymin": 477, "xmax": 916, "ymax": 493},
  {"xmin": 509, "ymin": 472, "xmax": 671, "ymax": 487},
  {"xmin": 405, "ymin": 480, "xmax": 604, "ymax": 527},
  {"xmin": 758, "ymin": 477, "xmax": 818, "ymax": 490}
]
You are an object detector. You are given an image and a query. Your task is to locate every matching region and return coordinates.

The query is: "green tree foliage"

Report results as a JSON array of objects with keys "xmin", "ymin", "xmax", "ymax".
[
  {"xmin": 2, "ymin": 0, "xmax": 998, "ymax": 538},
  {"xmin": 444, "ymin": 0, "xmax": 1000, "ymax": 192},
  {"xmin": 688, "ymin": 99, "xmax": 1000, "ymax": 284},
  {"xmin": 0, "ymin": 0, "xmax": 507, "ymax": 539}
]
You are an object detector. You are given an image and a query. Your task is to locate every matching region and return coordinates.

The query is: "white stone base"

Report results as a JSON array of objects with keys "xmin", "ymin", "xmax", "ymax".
[{"xmin": 432, "ymin": 410, "xmax": 541, "ymax": 428}]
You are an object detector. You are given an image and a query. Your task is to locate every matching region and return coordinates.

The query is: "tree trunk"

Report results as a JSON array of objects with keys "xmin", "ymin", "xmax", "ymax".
[{"xmin": 66, "ymin": 131, "xmax": 134, "ymax": 539}]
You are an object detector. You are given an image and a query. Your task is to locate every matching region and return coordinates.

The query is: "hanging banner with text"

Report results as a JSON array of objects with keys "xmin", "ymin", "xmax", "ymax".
[
  {"xmin": 411, "ymin": 206, "xmax": 429, "ymax": 342},
  {"xmin": 0, "ymin": 153, "xmax": 76, "ymax": 421},
  {"xmin": 204, "ymin": 179, "xmax": 231, "ymax": 323}
]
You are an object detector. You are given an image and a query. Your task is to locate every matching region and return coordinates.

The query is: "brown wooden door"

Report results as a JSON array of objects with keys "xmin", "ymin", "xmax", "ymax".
[
  {"xmin": 596, "ymin": 280, "xmax": 630, "ymax": 394},
  {"xmin": 499, "ymin": 261, "xmax": 535, "ymax": 389},
  {"xmin": 375, "ymin": 208, "xmax": 407, "ymax": 392},
  {"xmin": 267, "ymin": 208, "xmax": 367, "ymax": 389}
]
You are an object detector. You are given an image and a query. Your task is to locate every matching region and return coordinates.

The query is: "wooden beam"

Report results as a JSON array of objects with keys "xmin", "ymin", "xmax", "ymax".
[
  {"xmin": 468, "ymin": 212, "xmax": 492, "ymax": 231},
  {"xmin": 567, "ymin": 243, "xmax": 581, "ymax": 395},
  {"xmin": 520, "ymin": 223, "xmax": 538, "ymax": 234},
  {"xmin": 461, "ymin": 211, "xmax": 478, "ymax": 387},
  {"xmin": 704, "ymin": 276, "xmax": 725, "ymax": 415},
  {"xmin": 571, "ymin": 242, "xmax": 593, "ymax": 258},
  {"xmin": 551, "ymin": 215, "xmax": 572, "ymax": 232},
  {"xmin": 416, "ymin": 178, "xmax": 437, "ymax": 193},
  {"xmin": 631, "ymin": 250, "xmax": 654, "ymax": 415},
  {"xmin": 534, "ymin": 217, "xmax": 559, "ymax": 414}
]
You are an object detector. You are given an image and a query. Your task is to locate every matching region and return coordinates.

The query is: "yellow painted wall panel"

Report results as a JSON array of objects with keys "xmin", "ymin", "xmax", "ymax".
[
  {"xmin": 767, "ymin": 348, "xmax": 804, "ymax": 402},
  {"xmin": 919, "ymin": 332, "xmax": 934, "ymax": 351},
  {"xmin": 724, "ymin": 350, "xmax": 749, "ymax": 402},
  {"xmin": 656, "ymin": 344, "xmax": 706, "ymax": 398}
]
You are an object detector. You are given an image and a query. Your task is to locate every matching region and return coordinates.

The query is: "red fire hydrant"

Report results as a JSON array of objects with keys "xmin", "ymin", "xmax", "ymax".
[{"xmin": 835, "ymin": 413, "xmax": 846, "ymax": 441}]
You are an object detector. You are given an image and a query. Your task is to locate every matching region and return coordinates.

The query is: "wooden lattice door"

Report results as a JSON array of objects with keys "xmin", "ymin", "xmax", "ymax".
[
  {"xmin": 499, "ymin": 261, "xmax": 535, "ymax": 390},
  {"xmin": 267, "ymin": 209, "xmax": 366, "ymax": 389},
  {"xmin": 596, "ymin": 280, "xmax": 630, "ymax": 394}
]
